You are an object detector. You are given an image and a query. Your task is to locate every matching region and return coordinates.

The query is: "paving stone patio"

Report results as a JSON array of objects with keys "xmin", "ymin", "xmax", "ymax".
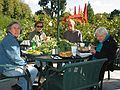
[{"xmin": 103, "ymin": 70, "xmax": 120, "ymax": 90}]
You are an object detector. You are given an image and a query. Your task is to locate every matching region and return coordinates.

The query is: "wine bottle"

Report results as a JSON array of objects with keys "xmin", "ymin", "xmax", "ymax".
[{"xmin": 32, "ymin": 41, "xmax": 36, "ymax": 50}]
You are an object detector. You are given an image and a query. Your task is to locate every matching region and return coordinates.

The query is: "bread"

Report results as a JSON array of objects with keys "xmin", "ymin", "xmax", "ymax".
[{"xmin": 59, "ymin": 51, "xmax": 72, "ymax": 57}]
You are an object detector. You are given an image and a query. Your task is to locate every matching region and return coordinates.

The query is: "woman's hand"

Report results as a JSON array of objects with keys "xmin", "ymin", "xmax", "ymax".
[
  {"xmin": 43, "ymin": 36, "xmax": 47, "ymax": 41},
  {"xmin": 90, "ymin": 48, "xmax": 96, "ymax": 54}
]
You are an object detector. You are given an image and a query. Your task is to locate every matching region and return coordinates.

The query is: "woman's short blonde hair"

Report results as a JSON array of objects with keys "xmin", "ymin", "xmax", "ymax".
[{"xmin": 95, "ymin": 27, "xmax": 108, "ymax": 36}]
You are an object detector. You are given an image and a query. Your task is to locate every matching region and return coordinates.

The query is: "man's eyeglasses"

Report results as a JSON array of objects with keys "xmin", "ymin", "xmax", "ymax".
[{"xmin": 36, "ymin": 26, "xmax": 43, "ymax": 28}]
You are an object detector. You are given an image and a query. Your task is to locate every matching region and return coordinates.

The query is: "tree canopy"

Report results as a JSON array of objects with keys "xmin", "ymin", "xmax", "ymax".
[
  {"xmin": 38, "ymin": 0, "xmax": 66, "ymax": 18},
  {"xmin": 1, "ymin": 0, "xmax": 32, "ymax": 19}
]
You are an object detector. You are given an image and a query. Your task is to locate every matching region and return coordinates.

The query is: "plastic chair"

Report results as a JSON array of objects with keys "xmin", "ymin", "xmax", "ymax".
[
  {"xmin": 0, "ymin": 64, "xmax": 31, "ymax": 90},
  {"xmin": 43, "ymin": 58, "xmax": 107, "ymax": 90}
]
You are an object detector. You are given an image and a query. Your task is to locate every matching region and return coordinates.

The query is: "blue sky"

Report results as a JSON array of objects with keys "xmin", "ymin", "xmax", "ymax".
[{"xmin": 23, "ymin": 0, "xmax": 120, "ymax": 14}]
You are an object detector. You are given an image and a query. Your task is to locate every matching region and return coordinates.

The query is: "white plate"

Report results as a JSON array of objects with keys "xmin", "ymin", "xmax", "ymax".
[
  {"xmin": 21, "ymin": 50, "xmax": 27, "ymax": 54},
  {"xmin": 77, "ymin": 52, "xmax": 92, "ymax": 58},
  {"xmin": 21, "ymin": 50, "xmax": 42, "ymax": 55}
]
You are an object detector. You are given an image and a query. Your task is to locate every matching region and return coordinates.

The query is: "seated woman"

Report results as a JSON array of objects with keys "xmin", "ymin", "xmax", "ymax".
[
  {"xmin": 0, "ymin": 21, "xmax": 38, "ymax": 90},
  {"xmin": 90, "ymin": 27, "xmax": 118, "ymax": 71},
  {"xmin": 29, "ymin": 21, "xmax": 47, "ymax": 47}
]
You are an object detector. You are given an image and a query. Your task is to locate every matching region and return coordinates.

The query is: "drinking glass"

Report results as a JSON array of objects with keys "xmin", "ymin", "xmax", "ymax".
[
  {"xmin": 52, "ymin": 48, "xmax": 59, "ymax": 55},
  {"xmin": 52, "ymin": 49, "xmax": 56, "ymax": 55},
  {"xmin": 71, "ymin": 46, "xmax": 77, "ymax": 56},
  {"xmin": 80, "ymin": 43, "xmax": 85, "ymax": 47}
]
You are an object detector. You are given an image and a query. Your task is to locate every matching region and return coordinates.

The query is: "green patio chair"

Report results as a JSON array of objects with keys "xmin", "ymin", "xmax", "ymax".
[
  {"xmin": 0, "ymin": 64, "xmax": 31, "ymax": 90},
  {"xmin": 43, "ymin": 58, "xmax": 107, "ymax": 90}
]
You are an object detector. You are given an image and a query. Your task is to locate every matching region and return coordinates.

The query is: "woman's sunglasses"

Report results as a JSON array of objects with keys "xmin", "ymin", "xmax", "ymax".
[{"xmin": 36, "ymin": 25, "xmax": 43, "ymax": 28}]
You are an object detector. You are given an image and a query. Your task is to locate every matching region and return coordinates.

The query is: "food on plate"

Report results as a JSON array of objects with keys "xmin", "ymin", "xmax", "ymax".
[
  {"xmin": 59, "ymin": 51, "xmax": 72, "ymax": 57},
  {"xmin": 78, "ymin": 47, "xmax": 90, "ymax": 52},
  {"xmin": 81, "ymin": 48, "xmax": 89, "ymax": 52},
  {"xmin": 26, "ymin": 49, "xmax": 43, "ymax": 55}
]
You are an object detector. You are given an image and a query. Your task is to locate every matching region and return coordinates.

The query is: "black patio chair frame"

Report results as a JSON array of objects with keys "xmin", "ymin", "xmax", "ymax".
[
  {"xmin": 0, "ymin": 65, "xmax": 31, "ymax": 90},
  {"xmin": 108, "ymin": 46, "xmax": 120, "ymax": 80}
]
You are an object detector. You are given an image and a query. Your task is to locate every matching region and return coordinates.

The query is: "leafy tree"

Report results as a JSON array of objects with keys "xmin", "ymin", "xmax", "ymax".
[
  {"xmin": 0, "ymin": 0, "xmax": 3, "ymax": 13},
  {"xmin": 19, "ymin": 19, "xmax": 34, "ymax": 40},
  {"xmin": 2, "ymin": 0, "xmax": 32, "ymax": 19},
  {"xmin": 0, "ymin": 14, "xmax": 11, "ymax": 41},
  {"xmin": 94, "ymin": 13, "xmax": 120, "ymax": 43},
  {"xmin": 20, "ymin": 2, "xmax": 32, "ymax": 19},
  {"xmin": 35, "ymin": 10, "xmax": 45, "ymax": 15},
  {"xmin": 110, "ymin": 9, "xmax": 120, "ymax": 19},
  {"xmin": 87, "ymin": 2, "xmax": 95, "ymax": 24},
  {"xmin": 10, "ymin": 0, "xmax": 32, "ymax": 19},
  {"xmin": 11, "ymin": 0, "xmax": 21, "ymax": 19},
  {"xmin": 38, "ymin": 0, "xmax": 66, "ymax": 18},
  {"xmin": 2, "ymin": 0, "xmax": 9, "ymax": 15}
]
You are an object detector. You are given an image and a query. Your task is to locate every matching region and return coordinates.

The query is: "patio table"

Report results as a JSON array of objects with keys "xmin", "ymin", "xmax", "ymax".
[
  {"xmin": 34, "ymin": 54, "xmax": 89, "ymax": 85},
  {"xmin": 22, "ymin": 50, "xmax": 91, "ymax": 85}
]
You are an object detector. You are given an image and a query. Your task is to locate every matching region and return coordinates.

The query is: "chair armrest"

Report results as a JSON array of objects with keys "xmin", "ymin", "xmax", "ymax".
[
  {"xmin": 0, "ymin": 64, "xmax": 30, "ymax": 90},
  {"xmin": 0, "ymin": 64, "xmax": 19, "ymax": 68},
  {"xmin": 0, "ymin": 64, "xmax": 30, "ymax": 78}
]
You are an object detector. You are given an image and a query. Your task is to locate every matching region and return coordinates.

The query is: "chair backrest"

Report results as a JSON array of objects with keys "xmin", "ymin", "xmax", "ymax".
[
  {"xmin": 114, "ymin": 46, "xmax": 120, "ymax": 68},
  {"xmin": 116, "ymin": 46, "xmax": 120, "ymax": 60},
  {"xmin": 62, "ymin": 58, "xmax": 107, "ymax": 90}
]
